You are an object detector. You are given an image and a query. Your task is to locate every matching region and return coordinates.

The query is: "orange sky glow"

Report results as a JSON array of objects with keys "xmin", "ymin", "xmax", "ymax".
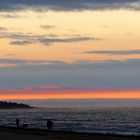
[{"xmin": 1, "ymin": 90, "xmax": 140, "ymax": 100}]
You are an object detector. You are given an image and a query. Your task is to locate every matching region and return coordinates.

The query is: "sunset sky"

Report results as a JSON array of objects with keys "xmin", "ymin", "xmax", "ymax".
[{"xmin": 0, "ymin": 0, "xmax": 140, "ymax": 100}]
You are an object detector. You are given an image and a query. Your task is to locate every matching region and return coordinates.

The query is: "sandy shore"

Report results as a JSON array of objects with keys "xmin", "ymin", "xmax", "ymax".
[{"xmin": 0, "ymin": 126, "xmax": 139, "ymax": 140}]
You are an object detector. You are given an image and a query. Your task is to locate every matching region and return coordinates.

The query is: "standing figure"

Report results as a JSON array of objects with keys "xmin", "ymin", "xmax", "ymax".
[
  {"xmin": 16, "ymin": 118, "xmax": 20, "ymax": 128},
  {"xmin": 47, "ymin": 119, "xmax": 54, "ymax": 131}
]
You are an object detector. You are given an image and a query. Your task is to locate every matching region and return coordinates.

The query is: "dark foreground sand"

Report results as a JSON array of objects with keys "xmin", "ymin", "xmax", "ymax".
[{"xmin": 0, "ymin": 126, "xmax": 139, "ymax": 140}]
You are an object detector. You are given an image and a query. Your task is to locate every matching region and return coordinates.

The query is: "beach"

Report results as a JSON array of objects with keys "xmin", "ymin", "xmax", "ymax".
[{"xmin": 0, "ymin": 126, "xmax": 139, "ymax": 140}]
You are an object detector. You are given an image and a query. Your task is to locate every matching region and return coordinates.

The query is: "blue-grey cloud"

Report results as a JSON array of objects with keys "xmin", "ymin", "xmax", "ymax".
[
  {"xmin": 10, "ymin": 40, "xmax": 33, "ymax": 46},
  {"xmin": 0, "ymin": 31, "xmax": 33, "ymax": 39},
  {"xmin": 0, "ymin": 59, "xmax": 65, "ymax": 67},
  {"xmin": 0, "ymin": 31, "xmax": 100, "ymax": 46},
  {"xmin": 0, "ymin": 0, "xmax": 140, "ymax": 12},
  {"xmin": 0, "ymin": 59, "xmax": 26, "ymax": 64},
  {"xmin": 39, "ymin": 37, "xmax": 99, "ymax": 45},
  {"xmin": 0, "ymin": 58, "xmax": 140, "ymax": 89},
  {"xmin": 85, "ymin": 50, "xmax": 140, "ymax": 55}
]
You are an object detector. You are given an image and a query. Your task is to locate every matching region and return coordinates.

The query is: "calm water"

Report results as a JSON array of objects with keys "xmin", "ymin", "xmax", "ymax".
[{"xmin": 0, "ymin": 108, "xmax": 140, "ymax": 135}]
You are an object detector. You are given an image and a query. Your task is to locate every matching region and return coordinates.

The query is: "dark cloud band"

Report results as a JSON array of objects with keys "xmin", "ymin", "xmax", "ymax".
[
  {"xmin": 85, "ymin": 50, "xmax": 140, "ymax": 55},
  {"xmin": 0, "ymin": 58, "xmax": 140, "ymax": 89},
  {"xmin": 0, "ymin": 0, "xmax": 140, "ymax": 12}
]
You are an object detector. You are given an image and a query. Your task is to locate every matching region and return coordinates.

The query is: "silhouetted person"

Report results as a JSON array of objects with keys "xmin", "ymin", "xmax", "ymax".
[
  {"xmin": 47, "ymin": 119, "xmax": 53, "ymax": 131},
  {"xmin": 16, "ymin": 118, "xmax": 20, "ymax": 128}
]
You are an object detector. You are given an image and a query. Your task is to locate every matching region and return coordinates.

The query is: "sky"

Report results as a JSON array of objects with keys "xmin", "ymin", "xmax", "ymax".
[{"xmin": 0, "ymin": 0, "xmax": 140, "ymax": 100}]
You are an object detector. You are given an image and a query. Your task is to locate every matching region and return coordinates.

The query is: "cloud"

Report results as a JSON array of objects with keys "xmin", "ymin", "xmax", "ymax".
[
  {"xmin": 10, "ymin": 40, "xmax": 33, "ymax": 46},
  {"xmin": 85, "ymin": 50, "xmax": 140, "ymax": 55},
  {"xmin": 0, "ymin": 59, "xmax": 25, "ymax": 64},
  {"xmin": 40, "ymin": 25, "xmax": 56, "ymax": 29},
  {"xmin": 1, "ymin": 58, "xmax": 140, "ymax": 89},
  {"xmin": 0, "ymin": 13, "xmax": 20, "ymax": 18},
  {"xmin": 0, "ymin": 27, "xmax": 7, "ymax": 31},
  {"xmin": 21, "ymin": 85, "xmax": 65, "ymax": 91},
  {"xmin": 39, "ymin": 37, "xmax": 99, "ymax": 45},
  {"xmin": 0, "ymin": 63, "xmax": 16, "ymax": 68},
  {"xmin": 0, "ymin": 59, "xmax": 65, "ymax": 68},
  {"xmin": 0, "ymin": 0, "xmax": 140, "ymax": 12},
  {"xmin": 0, "ymin": 31, "xmax": 100, "ymax": 46},
  {"xmin": 0, "ymin": 31, "xmax": 33, "ymax": 39},
  {"xmin": 1, "ymin": 58, "xmax": 140, "ymax": 68}
]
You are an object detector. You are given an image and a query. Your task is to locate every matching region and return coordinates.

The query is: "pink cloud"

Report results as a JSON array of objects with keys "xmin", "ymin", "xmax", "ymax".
[{"xmin": 22, "ymin": 84, "xmax": 64, "ymax": 91}]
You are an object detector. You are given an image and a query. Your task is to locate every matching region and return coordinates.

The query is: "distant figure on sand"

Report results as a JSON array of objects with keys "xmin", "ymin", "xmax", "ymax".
[
  {"xmin": 16, "ymin": 118, "xmax": 20, "ymax": 128},
  {"xmin": 47, "ymin": 119, "xmax": 54, "ymax": 131}
]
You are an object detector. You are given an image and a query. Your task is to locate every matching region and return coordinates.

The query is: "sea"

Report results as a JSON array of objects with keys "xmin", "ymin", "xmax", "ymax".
[{"xmin": 0, "ymin": 108, "xmax": 140, "ymax": 136}]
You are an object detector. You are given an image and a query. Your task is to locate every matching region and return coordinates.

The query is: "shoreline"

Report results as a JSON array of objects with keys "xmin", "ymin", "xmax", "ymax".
[{"xmin": 0, "ymin": 126, "xmax": 139, "ymax": 140}]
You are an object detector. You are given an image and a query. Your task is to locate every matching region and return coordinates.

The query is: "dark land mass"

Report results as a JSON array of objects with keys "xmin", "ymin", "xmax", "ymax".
[
  {"xmin": 0, "ymin": 101, "xmax": 32, "ymax": 109},
  {"xmin": 0, "ymin": 126, "xmax": 139, "ymax": 140}
]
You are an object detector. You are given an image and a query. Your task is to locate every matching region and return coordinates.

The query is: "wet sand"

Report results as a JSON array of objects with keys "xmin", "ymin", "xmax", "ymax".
[{"xmin": 0, "ymin": 126, "xmax": 139, "ymax": 140}]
